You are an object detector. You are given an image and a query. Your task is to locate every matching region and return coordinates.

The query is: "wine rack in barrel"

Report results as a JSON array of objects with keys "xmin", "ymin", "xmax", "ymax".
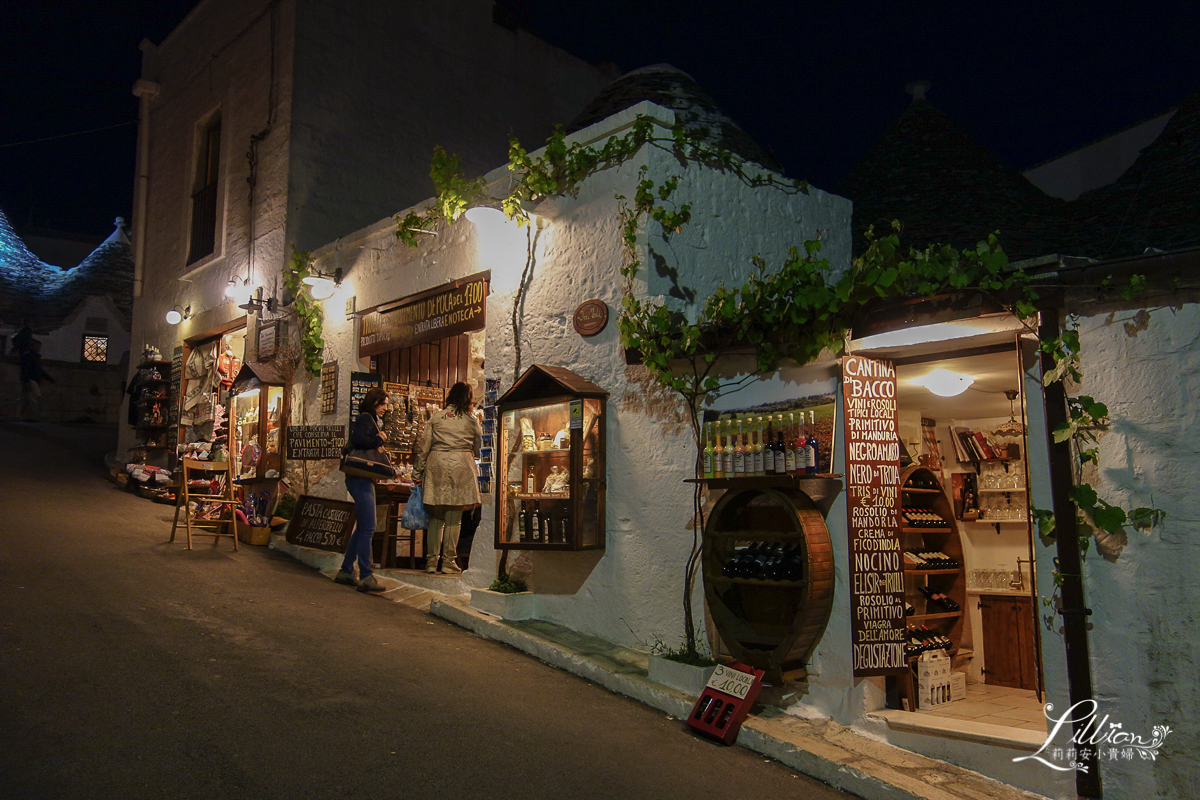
[{"xmin": 700, "ymin": 476, "xmax": 842, "ymax": 684}]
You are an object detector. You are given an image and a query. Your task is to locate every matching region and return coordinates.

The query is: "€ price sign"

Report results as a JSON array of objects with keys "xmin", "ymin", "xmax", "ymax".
[{"xmin": 705, "ymin": 664, "xmax": 755, "ymax": 700}]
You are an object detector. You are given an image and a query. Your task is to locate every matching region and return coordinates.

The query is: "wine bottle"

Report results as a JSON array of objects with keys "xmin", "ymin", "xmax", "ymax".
[
  {"xmin": 531, "ymin": 503, "xmax": 541, "ymax": 542},
  {"xmin": 805, "ymin": 410, "xmax": 819, "ymax": 474},
  {"xmin": 702, "ymin": 421, "xmax": 715, "ymax": 479},
  {"xmin": 763, "ymin": 417, "xmax": 776, "ymax": 475},
  {"xmin": 733, "ymin": 418, "xmax": 746, "ymax": 475},
  {"xmin": 526, "ymin": 464, "xmax": 536, "ymax": 494},
  {"xmin": 752, "ymin": 417, "xmax": 765, "ymax": 476},
  {"xmin": 783, "ymin": 412, "xmax": 797, "ymax": 474}
]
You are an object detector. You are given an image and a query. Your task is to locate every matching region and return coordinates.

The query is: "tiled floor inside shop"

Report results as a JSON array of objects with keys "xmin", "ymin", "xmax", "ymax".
[{"xmin": 920, "ymin": 684, "xmax": 1047, "ymax": 732}]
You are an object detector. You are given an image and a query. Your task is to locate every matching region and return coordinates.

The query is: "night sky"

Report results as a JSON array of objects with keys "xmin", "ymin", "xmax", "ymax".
[{"xmin": 4, "ymin": 1, "xmax": 1198, "ymax": 238}]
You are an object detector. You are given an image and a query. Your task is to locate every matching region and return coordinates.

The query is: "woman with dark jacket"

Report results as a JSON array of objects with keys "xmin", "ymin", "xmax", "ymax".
[
  {"xmin": 335, "ymin": 387, "xmax": 390, "ymax": 593},
  {"xmin": 413, "ymin": 381, "xmax": 482, "ymax": 573}
]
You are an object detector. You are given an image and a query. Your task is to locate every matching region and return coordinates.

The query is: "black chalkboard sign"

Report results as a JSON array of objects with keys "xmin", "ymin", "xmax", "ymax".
[
  {"xmin": 286, "ymin": 425, "xmax": 346, "ymax": 460},
  {"xmin": 285, "ymin": 494, "xmax": 357, "ymax": 552},
  {"xmin": 349, "ymin": 372, "xmax": 383, "ymax": 419}
]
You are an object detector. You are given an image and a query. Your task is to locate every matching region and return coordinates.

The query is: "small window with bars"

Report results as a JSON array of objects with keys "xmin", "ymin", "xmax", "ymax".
[{"xmin": 82, "ymin": 335, "xmax": 108, "ymax": 363}]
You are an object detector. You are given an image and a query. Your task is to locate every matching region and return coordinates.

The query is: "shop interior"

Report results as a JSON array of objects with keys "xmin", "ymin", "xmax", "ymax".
[{"xmin": 857, "ymin": 315, "xmax": 1047, "ymax": 734}]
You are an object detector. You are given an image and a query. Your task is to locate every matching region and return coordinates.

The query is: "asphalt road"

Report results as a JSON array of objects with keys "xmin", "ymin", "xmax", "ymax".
[{"xmin": 0, "ymin": 422, "xmax": 855, "ymax": 800}]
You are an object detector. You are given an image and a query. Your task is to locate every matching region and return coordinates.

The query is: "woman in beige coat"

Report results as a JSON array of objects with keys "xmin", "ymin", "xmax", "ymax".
[{"xmin": 412, "ymin": 381, "xmax": 482, "ymax": 573}]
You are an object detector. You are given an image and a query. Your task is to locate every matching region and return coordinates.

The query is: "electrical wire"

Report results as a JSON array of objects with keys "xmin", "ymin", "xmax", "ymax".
[{"xmin": 0, "ymin": 120, "xmax": 136, "ymax": 149}]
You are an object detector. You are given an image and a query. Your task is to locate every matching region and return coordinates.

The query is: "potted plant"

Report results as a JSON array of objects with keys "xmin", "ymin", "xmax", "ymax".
[{"xmin": 470, "ymin": 572, "xmax": 537, "ymax": 620}]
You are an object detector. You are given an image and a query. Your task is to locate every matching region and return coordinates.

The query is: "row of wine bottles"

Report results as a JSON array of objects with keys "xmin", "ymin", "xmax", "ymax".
[
  {"xmin": 702, "ymin": 411, "xmax": 821, "ymax": 478},
  {"xmin": 901, "ymin": 506, "xmax": 949, "ymax": 528},
  {"xmin": 719, "ymin": 541, "xmax": 804, "ymax": 581},
  {"xmin": 903, "ymin": 551, "xmax": 959, "ymax": 570},
  {"xmin": 514, "ymin": 501, "xmax": 568, "ymax": 544},
  {"xmin": 905, "ymin": 625, "xmax": 952, "ymax": 657}
]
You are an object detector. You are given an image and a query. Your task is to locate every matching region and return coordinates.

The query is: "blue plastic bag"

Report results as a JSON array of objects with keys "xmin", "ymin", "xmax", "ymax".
[{"xmin": 400, "ymin": 485, "xmax": 431, "ymax": 530}]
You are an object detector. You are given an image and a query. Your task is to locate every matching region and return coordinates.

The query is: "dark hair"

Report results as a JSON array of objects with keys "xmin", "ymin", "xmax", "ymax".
[
  {"xmin": 360, "ymin": 387, "xmax": 388, "ymax": 416},
  {"xmin": 445, "ymin": 381, "xmax": 474, "ymax": 414}
]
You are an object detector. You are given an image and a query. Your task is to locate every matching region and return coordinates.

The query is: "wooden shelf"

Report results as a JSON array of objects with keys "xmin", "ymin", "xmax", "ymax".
[
  {"xmin": 978, "ymin": 487, "xmax": 1026, "ymax": 493},
  {"xmin": 902, "ymin": 486, "xmax": 941, "ymax": 494},
  {"xmin": 512, "ymin": 492, "xmax": 570, "ymax": 501},
  {"xmin": 513, "ymin": 449, "xmax": 570, "ymax": 457},
  {"xmin": 908, "ymin": 611, "xmax": 962, "ymax": 622},
  {"xmin": 904, "ymin": 568, "xmax": 960, "ymax": 575},
  {"xmin": 901, "ymin": 527, "xmax": 952, "ymax": 534}
]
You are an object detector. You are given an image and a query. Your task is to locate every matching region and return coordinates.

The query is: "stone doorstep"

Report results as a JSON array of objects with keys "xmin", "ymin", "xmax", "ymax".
[{"xmin": 429, "ymin": 596, "xmax": 1050, "ymax": 800}]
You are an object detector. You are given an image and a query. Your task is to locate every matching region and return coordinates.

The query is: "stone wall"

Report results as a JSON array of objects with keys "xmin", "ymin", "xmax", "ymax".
[{"xmin": 0, "ymin": 355, "xmax": 127, "ymax": 424}]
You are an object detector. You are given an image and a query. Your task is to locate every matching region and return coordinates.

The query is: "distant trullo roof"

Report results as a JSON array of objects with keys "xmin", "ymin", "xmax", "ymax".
[
  {"xmin": 567, "ymin": 64, "xmax": 785, "ymax": 174},
  {"xmin": 0, "ymin": 208, "xmax": 134, "ymax": 332}
]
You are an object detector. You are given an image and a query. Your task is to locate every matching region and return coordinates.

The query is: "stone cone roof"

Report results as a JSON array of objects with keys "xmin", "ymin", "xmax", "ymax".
[
  {"xmin": 838, "ymin": 99, "xmax": 1086, "ymax": 260},
  {"xmin": 1075, "ymin": 87, "xmax": 1200, "ymax": 257},
  {"xmin": 567, "ymin": 64, "xmax": 784, "ymax": 174},
  {"xmin": 0, "ymin": 209, "xmax": 133, "ymax": 332}
]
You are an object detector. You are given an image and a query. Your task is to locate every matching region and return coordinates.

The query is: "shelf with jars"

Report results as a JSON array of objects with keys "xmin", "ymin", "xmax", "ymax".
[
  {"xmin": 228, "ymin": 363, "xmax": 288, "ymax": 483},
  {"xmin": 131, "ymin": 359, "xmax": 174, "ymax": 450},
  {"xmin": 495, "ymin": 365, "xmax": 606, "ymax": 551}
]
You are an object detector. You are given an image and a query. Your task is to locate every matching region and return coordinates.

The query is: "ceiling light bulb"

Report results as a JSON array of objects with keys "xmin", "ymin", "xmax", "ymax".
[
  {"xmin": 913, "ymin": 368, "xmax": 975, "ymax": 397},
  {"xmin": 166, "ymin": 309, "xmax": 182, "ymax": 325}
]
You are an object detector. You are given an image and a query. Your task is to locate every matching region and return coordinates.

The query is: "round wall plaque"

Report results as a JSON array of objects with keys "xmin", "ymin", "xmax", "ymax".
[{"xmin": 573, "ymin": 299, "xmax": 609, "ymax": 337}]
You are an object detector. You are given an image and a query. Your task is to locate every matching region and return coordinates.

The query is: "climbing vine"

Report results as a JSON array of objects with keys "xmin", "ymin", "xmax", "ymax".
[
  {"xmin": 398, "ymin": 114, "xmax": 1165, "ymax": 656},
  {"xmin": 282, "ymin": 246, "xmax": 325, "ymax": 377}
]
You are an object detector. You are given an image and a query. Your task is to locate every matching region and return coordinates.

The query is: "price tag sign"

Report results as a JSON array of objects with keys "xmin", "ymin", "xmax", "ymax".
[{"xmin": 705, "ymin": 663, "xmax": 754, "ymax": 700}]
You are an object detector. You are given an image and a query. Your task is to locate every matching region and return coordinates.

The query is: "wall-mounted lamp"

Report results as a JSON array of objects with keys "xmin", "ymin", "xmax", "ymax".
[
  {"xmin": 239, "ymin": 287, "xmax": 277, "ymax": 314},
  {"xmin": 912, "ymin": 368, "xmax": 975, "ymax": 397},
  {"xmin": 464, "ymin": 206, "xmax": 509, "ymax": 226},
  {"xmin": 303, "ymin": 267, "xmax": 343, "ymax": 300},
  {"xmin": 225, "ymin": 275, "xmax": 258, "ymax": 302},
  {"xmin": 166, "ymin": 304, "xmax": 191, "ymax": 325}
]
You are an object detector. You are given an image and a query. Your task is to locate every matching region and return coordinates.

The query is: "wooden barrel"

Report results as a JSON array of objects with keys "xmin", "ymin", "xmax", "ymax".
[{"xmin": 703, "ymin": 485, "xmax": 836, "ymax": 682}]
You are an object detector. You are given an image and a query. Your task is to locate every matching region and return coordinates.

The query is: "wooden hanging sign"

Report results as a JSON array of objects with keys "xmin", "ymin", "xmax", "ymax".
[
  {"xmin": 842, "ymin": 355, "xmax": 907, "ymax": 677},
  {"xmin": 572, "ymin": 299, "xmax": 608, "ymax": 337}
]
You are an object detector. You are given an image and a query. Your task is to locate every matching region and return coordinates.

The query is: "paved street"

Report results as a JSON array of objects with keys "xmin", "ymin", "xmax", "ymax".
[{"xmin": 0, "ymin": 422, "xmax": 854, "ymax": 800}]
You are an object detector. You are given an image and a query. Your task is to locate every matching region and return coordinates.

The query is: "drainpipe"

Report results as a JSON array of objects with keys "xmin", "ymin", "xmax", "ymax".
[
  {"xmin": 131, "ymin": 71, "xmax": 160, "ymax": 299},
  {"xmin": 1038, "ymin": 308, "xmax": 1102, "ymax": 799}
]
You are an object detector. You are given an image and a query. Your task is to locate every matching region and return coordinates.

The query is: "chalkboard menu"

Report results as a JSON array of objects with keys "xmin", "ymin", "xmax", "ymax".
[
  {"xmin": 842, "ymin": 355, "xmax": 906, "ymax": 677},
  {"xmin": 169, "ymin": 346, "xmax": 183, "ymax": 449},
  {"xmin": 284, "ymin": 494, "xmax": 357, "ymax": 552},
  {"xmin": 286, "ymin": 425, "xmax": 346, "ymax": 460},
  {"xmin": 349, "ymin": 372, "xmax": 382, "ymax": 419}
]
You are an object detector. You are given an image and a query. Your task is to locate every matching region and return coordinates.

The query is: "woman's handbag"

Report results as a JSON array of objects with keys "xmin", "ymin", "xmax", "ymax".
[
  {"xmin": 339, "ymin": 447, "xmax": 396, "ymax": 480},
  {"xmin": 339, "ymin": 413, "xmax": 397, "ymax": 481},
  {"xmin": 400, "ymin": 485, "xmax": 431, "ymax": 530}
]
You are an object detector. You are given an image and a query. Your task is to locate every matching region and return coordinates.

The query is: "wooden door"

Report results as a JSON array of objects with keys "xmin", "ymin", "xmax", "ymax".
[{"xmin": 979, "ymin": 594, "xmax": 1038, "ymax": 689}]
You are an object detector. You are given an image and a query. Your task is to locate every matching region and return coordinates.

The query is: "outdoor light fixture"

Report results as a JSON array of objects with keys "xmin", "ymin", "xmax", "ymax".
[
  {"xmin": 165, "ymin": 304, "xmax": 191, "ymax": 325},
  {"xmin": 464, "ymin": 205, "xmax": 508, "ymax": 226},
  {"xmin": 912, "ymin": 368, "xmax": 975, "ymax": 397},
  {"xmin": 239, "ymin": 287, "xmax": 277, "ymax": 314},
  {"xmin": 302, "ymin": 267, "xmax": 342, "ymax": 300}
]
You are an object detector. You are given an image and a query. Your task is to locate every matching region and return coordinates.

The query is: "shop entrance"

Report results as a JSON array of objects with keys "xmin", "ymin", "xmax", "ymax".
[{"xmin": 854, "ymin": 315, "xmax": 1047, "ymax": 734}]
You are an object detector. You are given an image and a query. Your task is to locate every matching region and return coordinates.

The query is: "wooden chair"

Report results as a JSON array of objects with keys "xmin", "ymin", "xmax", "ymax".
[{"xmin": 169, "ymin": 458, "xmax": 239, "ymax": 551}]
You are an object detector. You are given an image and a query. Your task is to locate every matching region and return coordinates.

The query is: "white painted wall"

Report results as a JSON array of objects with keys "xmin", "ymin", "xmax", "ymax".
[{"xmin": 1067, "ymin": 303, "xmax": 1200, "ymax": 799}]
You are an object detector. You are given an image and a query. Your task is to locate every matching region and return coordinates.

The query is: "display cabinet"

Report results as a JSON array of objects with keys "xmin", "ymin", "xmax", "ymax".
[
  {"xmin": 495, "ymin": 365, "xmax": 607, "ymax": 551},
  {"xmin": 229, "ymin": 363, "xmax": 287, "ymax": 482},
  {"xmin": 131, "ymin": 359, "xmax": 173, "ymax": 452}
]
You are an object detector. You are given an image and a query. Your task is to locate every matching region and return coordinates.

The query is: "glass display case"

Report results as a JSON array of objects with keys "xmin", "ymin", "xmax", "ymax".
[
  {"xmin": 495, "ymin": 365, "xmax": 607, "ymax": 551},
  {"xmin": 229, "ymin": 363, "xmax": 287, "ymax": 483}
]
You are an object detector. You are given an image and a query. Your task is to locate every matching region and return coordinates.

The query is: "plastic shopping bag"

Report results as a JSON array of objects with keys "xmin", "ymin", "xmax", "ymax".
[{"xmin": 400, "ymin": 485, "xmax": 431, "ymax": 530}]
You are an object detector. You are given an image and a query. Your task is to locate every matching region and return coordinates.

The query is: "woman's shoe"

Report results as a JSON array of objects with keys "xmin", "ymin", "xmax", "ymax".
[
  {"xmin": 441, "ymin": 558, "xmax": 462, "ymax": 574},
  {"xmin": 425, "ymin": 558, "xmax": 438, "ymax": 574},
  {"xmin": 334, "ymin": 570, "xmax": 359, "ymax": 586},
  {"xmin": 357, "ymin": 575, "xmax": 387, "ymax": 593}
]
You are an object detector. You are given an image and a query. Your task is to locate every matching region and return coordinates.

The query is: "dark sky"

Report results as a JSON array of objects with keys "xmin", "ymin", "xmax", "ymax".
[{"xmin": 3, "ymin": 1, "xmax": 1199, "ymax": 238}]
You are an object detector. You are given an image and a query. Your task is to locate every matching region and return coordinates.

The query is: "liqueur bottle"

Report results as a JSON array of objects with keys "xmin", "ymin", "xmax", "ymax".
[
  {"xmin": 782, "ymin": 413, "xmax": 796, "ymax": 474},
  {"xmin": 793, "ymin": 412, "xmax": 809, "ymax": 474},
  {"xmin": 774, "ymin": 422, "xmax": 788, "ymax": 475},
  {"xmin": 531, "ymin": 503, "xmax": 541, "ymax": 542},
  {"xmin": 729, "ymin": 419, "xmax": 739, "ymax": 474},
  {"xmin": 722, "ymin": 420, "xmax": 735, "ymax": 478},
  {"xmin": 526, "ymin": 464, "xmax": 536, "ymax": 494},
  {"xmin": 712, "ymin": 421, "xmax": 725, "ymax": 479},
  {"xmin": 702, "ymin": 421, "xmax": 715, "ymax": 479}
]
